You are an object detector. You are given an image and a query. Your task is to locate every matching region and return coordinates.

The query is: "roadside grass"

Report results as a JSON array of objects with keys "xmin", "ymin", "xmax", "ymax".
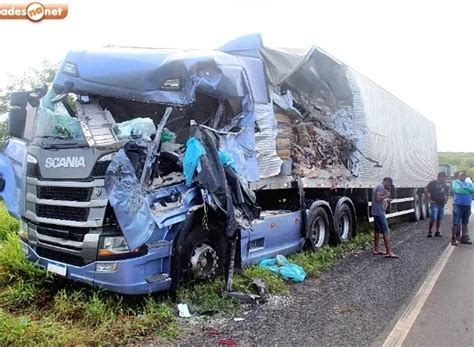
[
  {"xmin": 0, "ymin": 205, "xmax": 179, "ymax": 346},
  {"xmin": 177, "ymin": 224, "xmax": 373, "ymax": 314},
  {"xmin": 1, "ymin": 200, "xmax": 374, "ymax": 345}
]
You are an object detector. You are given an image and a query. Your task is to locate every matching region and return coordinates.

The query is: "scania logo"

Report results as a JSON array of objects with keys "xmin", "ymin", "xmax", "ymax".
[{"xmin": 44, "ymin": 156, "xmax": 86, "ymax": 169}]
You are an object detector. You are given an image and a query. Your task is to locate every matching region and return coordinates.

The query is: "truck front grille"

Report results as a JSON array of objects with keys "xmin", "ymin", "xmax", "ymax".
[
  {"xmin": 36, "ymin": 246, "xmax": 86, "ymax": 266},
  {"xmin": 37, "ymin": 186, "xmax": 92, "ymax": 202},
  {"xmin": 36, "ymin": 205, "xmax": 89, "ymax": 222},
  {"xmin": 36, "ymin": 224, "xmax": 89, "ymax": 242}
]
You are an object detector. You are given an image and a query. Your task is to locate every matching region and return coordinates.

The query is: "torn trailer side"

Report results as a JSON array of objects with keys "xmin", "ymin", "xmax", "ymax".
[{"xmin": 0, "ymin": 34, "xmax": 437, "ymax": 294}]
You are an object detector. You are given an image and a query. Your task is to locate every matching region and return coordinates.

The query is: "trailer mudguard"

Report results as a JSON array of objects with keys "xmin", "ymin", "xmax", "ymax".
[{"xmin": 0, "ymin": 139, "xmax": 26, "ymax": 218}]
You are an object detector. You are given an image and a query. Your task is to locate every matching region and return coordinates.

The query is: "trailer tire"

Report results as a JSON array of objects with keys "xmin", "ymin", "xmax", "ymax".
[
  {"xmin": 420, "ymin": 193, "xmax": 428, "ymax": 220},
  {"xmin": 308, "ymin": 206, "xmax": 330, "ymax": 250},
  {"xmin": 179, "ymin": 224, "xmax": 227, "ymax": 283},
  {"xmin": 334, "ymin": 203, "xmax": 355, "ymax": 242},
  {"xmin": 410, "ymin": 193, "xmax": 421, "ymax": 222}
]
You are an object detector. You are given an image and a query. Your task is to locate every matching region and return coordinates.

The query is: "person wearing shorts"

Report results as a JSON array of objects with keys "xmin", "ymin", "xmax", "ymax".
[
  {"xmin": 371, "ymin": 177, "xmax": 399, "ymax": 258},
  {"xmin": 451, "ymin": 171, "xmax": 474, "ymax": 246},
  {"xmin": 425, "ymin": 172, "xmax": 448, "ymax": 237}
]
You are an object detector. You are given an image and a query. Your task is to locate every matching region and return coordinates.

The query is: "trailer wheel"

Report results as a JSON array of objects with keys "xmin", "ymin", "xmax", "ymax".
[
  {"xmin": 180, "ymin": 224, "xmax": 227, "ymax": 283},
  {"xmin": 410, "ymin": 193, "xmax": 421, "ymax": 222},
  {"xmin": 335, "ymin": 203, "xmax": 354, "ymax": 242},
  {"xmin": 308, "ymin": 206, "xmax": 330, "ymax": 250},
  {"xmin": 420, "ymin": 193, "xmax": 428, "ymax": 220}
]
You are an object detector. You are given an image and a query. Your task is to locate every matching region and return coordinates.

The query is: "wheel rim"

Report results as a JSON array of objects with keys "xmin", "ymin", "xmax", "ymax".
[
  {"xmin": 339, "ymin": 212, "xmax": 350, "ymax": 240},
  {"xmin": 312, "ymin": 216, "xmax": 326, "ymax": 248},
  {"xmin": 190, "ymin": 243, "xmax": 219, "ymax": 280}
]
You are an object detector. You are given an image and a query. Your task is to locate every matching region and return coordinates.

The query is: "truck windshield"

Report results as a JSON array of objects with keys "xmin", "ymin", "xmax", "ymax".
[{"xmin": 34, "ymin": 90, "xmax": 86, "ymax": 144}]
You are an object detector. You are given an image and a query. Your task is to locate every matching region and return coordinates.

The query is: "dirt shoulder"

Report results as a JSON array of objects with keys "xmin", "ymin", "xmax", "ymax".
[{"xmin": 179, "ymin": 217, "xmax": 450, "ymax": 346}]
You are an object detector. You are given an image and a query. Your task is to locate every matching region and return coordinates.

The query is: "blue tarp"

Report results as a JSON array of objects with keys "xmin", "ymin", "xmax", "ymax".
[
  {"xmin": 259, "ymin": 255, "xmax": 306, "ymax": 282},
  {"xmin": 183, "ymin": 137, "xmax": 206, "ymax": 185}
]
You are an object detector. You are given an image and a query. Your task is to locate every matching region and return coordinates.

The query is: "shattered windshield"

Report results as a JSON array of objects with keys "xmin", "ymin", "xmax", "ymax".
[{"xmin": 34, "ymin": 89, "xmax": 86, "ymax": 144}]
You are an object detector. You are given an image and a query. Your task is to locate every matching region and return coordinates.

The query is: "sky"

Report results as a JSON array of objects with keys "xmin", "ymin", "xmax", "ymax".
[{"xmin": 0, "ymin": 0, "xmax": 473, "ymax": 152}]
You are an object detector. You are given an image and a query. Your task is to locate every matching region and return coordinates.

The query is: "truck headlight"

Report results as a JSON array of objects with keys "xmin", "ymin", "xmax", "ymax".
[
  {"xmin": 98, "ymin": 236, "xmax": 129, "ymax": 256},
  {"xmin": 19, "ymin": 221, "xmax": 28, "ymax": 242},
  {"xmin": 98, "ymin": 152, "xmax": 116, "ymax": 162}
]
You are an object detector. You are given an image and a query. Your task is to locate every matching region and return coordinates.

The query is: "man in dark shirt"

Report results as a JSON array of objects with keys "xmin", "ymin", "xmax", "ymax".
[{"xmin": 425, "ymin": 172, "xmax": 448, "ymax": 237}]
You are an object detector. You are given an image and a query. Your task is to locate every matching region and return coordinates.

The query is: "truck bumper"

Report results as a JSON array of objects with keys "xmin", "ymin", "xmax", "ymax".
[{"xmin": 21, "ymin": 240, "xmax": 173, "ymax": 295}]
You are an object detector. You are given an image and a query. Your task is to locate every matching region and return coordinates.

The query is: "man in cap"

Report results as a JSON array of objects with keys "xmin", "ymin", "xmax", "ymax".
[{"xmin": 371, "ymin": 177, "xmax": 399, "ymax": 258}]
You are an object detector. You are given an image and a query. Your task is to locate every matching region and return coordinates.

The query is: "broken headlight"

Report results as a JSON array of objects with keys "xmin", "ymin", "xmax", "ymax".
[{"xmin": 160, "ymin": 78, "xmax": 181, "ymax": 90}]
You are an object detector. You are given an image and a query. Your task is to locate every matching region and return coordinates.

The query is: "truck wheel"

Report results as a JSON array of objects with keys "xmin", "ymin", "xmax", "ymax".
[
  {"xmin": 180, "ymin": 225, "xmax": 227, "ymax": 283},
  {"xmin": 410, "ymin": 194, "xmax": 421, "ymax": 222},
  {"xmin": 308, "ymin": 206, "xmax": 330, "ymax": 250},
  {"xmin": 420, "ymin": 193, "xmax": 428, "ymax": 220},
  {"xmin": 335, "ymin": 203, "xmax": 354, "ymax": 242}
]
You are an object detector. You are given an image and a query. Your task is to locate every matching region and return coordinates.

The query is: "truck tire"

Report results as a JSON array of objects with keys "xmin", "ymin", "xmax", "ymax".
[
  {"xmin": 420, "ymin": 193, "xmax": 428, "ymax": 220},
  {"xmin": 180, "ymin": 224, "xmax": 227, "ymax": 283},
  {"xmin": 308, "ymin": 206, "xmax": 330, "ymax": 250},
  {"xmin": 334, "ymin": 203, "xmax": 355, "ymax": 242},
  {"xmin": 410, "ymin": 193, "xmax": 421, "ymax": 222}
]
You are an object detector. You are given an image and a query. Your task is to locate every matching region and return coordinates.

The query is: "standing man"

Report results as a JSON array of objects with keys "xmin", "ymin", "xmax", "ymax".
[
  {"xmin": 451, "ymin": 171, "xmax": 474, "ymax": 246},
  {"xmin": 372, "ymin": 177, "xmax": 399, "ymax": 258},
  {"xmin": 425, "ymin": 172, "xmax": 448, "ymax": 237}
]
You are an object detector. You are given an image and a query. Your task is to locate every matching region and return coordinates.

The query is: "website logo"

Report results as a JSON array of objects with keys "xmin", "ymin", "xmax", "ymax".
[{"xmin": 0, "ymin": 2, "xmax": 68, "ymax": 22}]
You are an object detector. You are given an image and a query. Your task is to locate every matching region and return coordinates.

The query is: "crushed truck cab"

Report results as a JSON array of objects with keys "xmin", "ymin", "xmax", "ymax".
[{"xmin": 0, "ymin": 34, "xmax": 438, "ymax": 294}]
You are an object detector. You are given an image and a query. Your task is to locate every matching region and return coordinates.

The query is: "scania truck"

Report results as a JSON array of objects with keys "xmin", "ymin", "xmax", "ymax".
[{"xmin": 0, "ymin": 34, "xmax": 438, "ymax": 294}]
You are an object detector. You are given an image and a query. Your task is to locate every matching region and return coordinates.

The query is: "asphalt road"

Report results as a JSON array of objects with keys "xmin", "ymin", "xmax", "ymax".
[
  {"xmin": 403, "ymin": 242, "xmax": 473, "ymax": 346},
  {"xmin": 180, "ymin": 216, "xmax": 452, "ymax": 346}
]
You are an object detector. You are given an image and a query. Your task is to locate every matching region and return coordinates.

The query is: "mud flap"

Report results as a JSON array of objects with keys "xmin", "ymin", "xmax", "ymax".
[{"xmin": 0, "ymin": 139, "xmax": 27, "ymax": 218}]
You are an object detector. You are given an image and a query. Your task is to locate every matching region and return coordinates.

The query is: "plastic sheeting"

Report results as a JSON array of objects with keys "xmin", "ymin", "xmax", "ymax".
[
  {"xmin": 259, "ymin": 255, "xmax": 306, "ymax": 282},
  {"xmin": 35, "ymin": 90, "xmax": 85, "ymax": 141},
  {"xmin": 114, "ymin": 117, "xmax": 156, "ymax": 141},
  {"xmin": 183, "ymin": 137, "xmax": 206, "ymax": 185}
]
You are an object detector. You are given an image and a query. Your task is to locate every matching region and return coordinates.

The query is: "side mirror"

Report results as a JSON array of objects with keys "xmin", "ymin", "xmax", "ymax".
[{"xmin": 8, "ymin": 107, "xmax": 27, "ymax": 139}]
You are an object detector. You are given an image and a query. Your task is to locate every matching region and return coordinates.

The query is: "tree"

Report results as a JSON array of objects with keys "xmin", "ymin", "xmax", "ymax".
[{"xmin": 0, "ymin": 60, "xmax": 59, "ymax": 144}]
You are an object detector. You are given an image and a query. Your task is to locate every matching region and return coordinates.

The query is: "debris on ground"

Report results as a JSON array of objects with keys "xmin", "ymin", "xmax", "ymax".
[
  {"xmin": 177, "ymin": 303, "xmax": 192, "ymax": 318},
  {"xmin": 259, "ymin": 255, "xmax": 306, "ymax": 282}
]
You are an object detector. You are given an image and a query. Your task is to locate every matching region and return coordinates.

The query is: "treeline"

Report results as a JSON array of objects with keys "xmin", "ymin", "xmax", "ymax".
[{"xmin": 438, "ymin": 152, "xmax": 474, "ymax": 177}]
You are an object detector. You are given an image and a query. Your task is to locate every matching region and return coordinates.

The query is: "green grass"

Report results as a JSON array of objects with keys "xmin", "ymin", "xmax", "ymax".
[
  {"xmin": 0, "ymin": 204, "xmax": 179, "ymax": 345},
  {"xmin": 0, "ymin": 201, "xmax": 374, "ymax": 345}
]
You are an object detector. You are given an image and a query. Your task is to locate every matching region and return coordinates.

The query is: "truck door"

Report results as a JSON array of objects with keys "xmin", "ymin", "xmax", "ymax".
[{"xmin": 0, "ymin": 91, "xmax": 37, "ymax": 218}]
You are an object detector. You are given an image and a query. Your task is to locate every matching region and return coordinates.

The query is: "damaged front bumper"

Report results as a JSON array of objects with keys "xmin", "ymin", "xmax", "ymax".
[{"xmin": 21, "ymin": 240, "xmax": 173, "ymax": 295}]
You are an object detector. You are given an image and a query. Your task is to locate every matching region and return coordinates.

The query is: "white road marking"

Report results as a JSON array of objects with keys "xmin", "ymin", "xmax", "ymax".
[{"xmin": 383, "ymin": 244, "xmax": 455, "ymax": 347}]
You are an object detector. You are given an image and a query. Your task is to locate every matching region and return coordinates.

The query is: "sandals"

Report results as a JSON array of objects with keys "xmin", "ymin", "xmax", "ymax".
[
  {"xmin": 373, "ymin": 251, "xmax": 386, "ymax": 256},
  {"xmin": 451, "ymin": 238, "xmax": 457, "ymax": 246},
  {"xmin": 385, "ymin": 253, "xmax": 400, "ymax": 259}
]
